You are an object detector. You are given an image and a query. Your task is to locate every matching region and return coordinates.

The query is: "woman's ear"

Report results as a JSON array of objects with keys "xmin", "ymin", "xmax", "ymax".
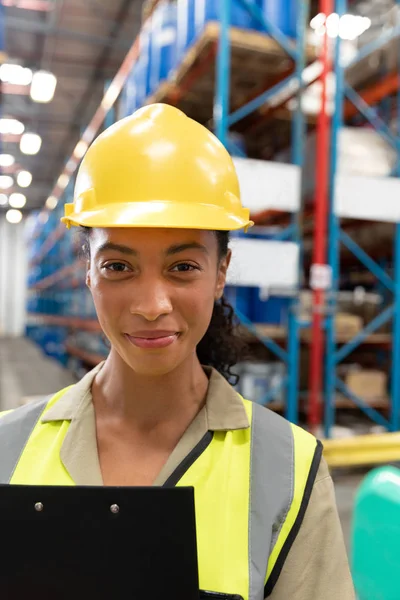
[
  {"xmin": 86, "ymin": 268, "xmax": 91, "ymax": 289},
  {"xmin": 215, "ymin": 249, "xmax": 231, "ymax": 300}
]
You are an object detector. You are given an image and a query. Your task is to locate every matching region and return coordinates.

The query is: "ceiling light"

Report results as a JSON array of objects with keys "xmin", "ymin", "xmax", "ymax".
[
  {"xmin": 310, "ymin": 13, "xmax": 371, "ymax": 40},
  {"xmin": 101, "ymin": 81, "xmax": 120, "ymax": 111},
  {"xmin": 310, "ymin": 13, "xmax": 326, "ymax": 30},
  {"xmin": 0, "ymin": 175, "xmax": 14, "ymax": 189},
  {"xmin": 30, "ymin": 70, "xmax": 57, "ymax": 103},
  {"xmin": 0, "ymin": 154, "xmax": 15, "ymax": 167},
  {"xmin": 6, "ymin": 209, "xmax": 23, "ymax": 224},
  {"xmin": 20, "ymin": 132, "xmax": 42, "ymax": 155},
  {"xmin": 74, "ymin": 140, "xmax": 88, "ymax": 159},
  {"xmin": 315, "ymin": 25, "xmax": 326, "ymax": 37},
  {"xmin": 0, "ymin": 194, "xmax": 8, "ymax": 206},
  {"xmin": 57, "ymin": 174, "xmax": 69, "ymax": 189},
  {"xmin": 2, "ymin": 0, "xmax": 53, "ymax": 10},
  {"xmin": 0, "ymin": 63, "xmax": 33, "ymax": 86},
  {"xmin": 17, "ymin": 170, "xmax": 32, "ymax": 188},
  {"xmin": 339, "ymin": 14, "xmax": 371, "ymax": 40},
  {"xmin": 9, "ymin": 193, "xmax": 26, "ymax": 208},
  {"xmin": 46, "ymin": 196, "xmax": 58, "ymax": 210},
  {"xmin": 326, "ymin": 13, "xmax": 340, "ymax": 38},
  {"xmin": 0, "ymin": 118, "xmax": 25, "ymax": 135}
]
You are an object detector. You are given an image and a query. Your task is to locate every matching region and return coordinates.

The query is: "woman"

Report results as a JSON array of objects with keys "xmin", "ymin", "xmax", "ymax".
[{"xmin": 0, "ymin": 104, "xmax": 354, "ymax": 599}]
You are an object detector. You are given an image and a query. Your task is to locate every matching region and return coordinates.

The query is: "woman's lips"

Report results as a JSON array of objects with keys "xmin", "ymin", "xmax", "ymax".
[{"xmin": 124, "ymin": 332, "xmax": 179, "ymax": 349}]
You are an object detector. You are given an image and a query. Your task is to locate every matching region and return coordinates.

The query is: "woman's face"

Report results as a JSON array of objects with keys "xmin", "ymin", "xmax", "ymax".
[{"xmin": 87, "ymin": 227, "xmax": 230, "ymax": 376}]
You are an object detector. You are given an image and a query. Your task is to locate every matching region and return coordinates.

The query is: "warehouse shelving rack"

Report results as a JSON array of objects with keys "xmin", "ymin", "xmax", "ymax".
[
  {"xmin": 320, "ymin": 0, "xmax": 400, "ymax": 438},
  {"xmin": 26, "ymin": 0, "xmax": 315, "ymax": 424},
  {"xmin": 209, "ymin": 0, "xmax": 309, "ymax": 423}
]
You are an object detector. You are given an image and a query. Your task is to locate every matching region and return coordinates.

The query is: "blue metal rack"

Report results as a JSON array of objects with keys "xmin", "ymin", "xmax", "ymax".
[
  {"xmin": 214, "ymin": 0, "xmax": 310, "ymax": 423},
  {"xmin": 325, "ymin": 0, "xmax": 400, "ymax": 437}
]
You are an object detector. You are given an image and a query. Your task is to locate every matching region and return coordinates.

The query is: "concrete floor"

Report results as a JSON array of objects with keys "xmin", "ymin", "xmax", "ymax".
[
  {"xmin": 0, "ymin": 337, "xmax": 76, "ymax": 411},
  {"xmin": 0, "ymin": 336, "xmax": 363, "ymax": 553}
]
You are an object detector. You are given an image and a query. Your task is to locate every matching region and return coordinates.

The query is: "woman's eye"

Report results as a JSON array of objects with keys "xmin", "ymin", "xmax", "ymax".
[
  {"xmin": 104, "ymin": 262, "xmax": 130, "ymax": 273},
  {"xmin": 171, "ymin": 263, "xmax": 198, "ymax": 273}
]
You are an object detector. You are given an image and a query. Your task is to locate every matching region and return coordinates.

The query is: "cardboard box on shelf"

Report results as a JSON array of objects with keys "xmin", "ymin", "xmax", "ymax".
[
  {"xmin": 335, "ymin": 313, "xmax": 363, "ymax": 336},
  {"xmin": 345, "ymin": 369, "xmax": 388, "ymax": 403},
  {"xmin": 299, "ymin": 289, "xmax": 383, "ymax": 331}
]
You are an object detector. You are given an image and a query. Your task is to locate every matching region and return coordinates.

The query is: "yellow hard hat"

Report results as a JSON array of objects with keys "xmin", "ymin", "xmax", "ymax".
[{"xmin": 62, "ymin": 103, "xmax": 253, "ymax": 231}]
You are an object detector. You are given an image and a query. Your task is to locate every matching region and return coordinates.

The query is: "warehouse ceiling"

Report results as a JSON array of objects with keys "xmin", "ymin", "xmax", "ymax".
[
  {"xmin": 0, "ymin": 0, "xmax": 395, "ymax": 213},
  {"xmin": 1, "ymin": 0, "xmax": 144, "ymax": 211}
]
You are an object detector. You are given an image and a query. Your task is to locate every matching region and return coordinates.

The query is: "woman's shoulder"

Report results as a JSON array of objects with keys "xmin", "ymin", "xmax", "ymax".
[
  {"xmin": 0, "ymin": 385, "xmax": 74, "ymax": 425},
  {"xmin": 0, "ymin": 394, "xmax": 51, "ymax": 421}
]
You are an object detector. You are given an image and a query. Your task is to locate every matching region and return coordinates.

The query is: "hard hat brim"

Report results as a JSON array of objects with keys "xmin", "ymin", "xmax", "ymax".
[{"xmin": 62, "ymin": 200, "xmax": 253, "ymax": 231}]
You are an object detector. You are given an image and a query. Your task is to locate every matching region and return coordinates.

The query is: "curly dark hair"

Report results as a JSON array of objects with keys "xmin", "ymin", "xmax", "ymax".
[{"xmin": 79, "ymin": 227, "xmax": 245, "ymax": 384}]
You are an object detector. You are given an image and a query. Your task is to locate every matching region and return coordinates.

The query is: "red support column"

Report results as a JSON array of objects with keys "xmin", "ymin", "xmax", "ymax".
[{"xmin": 308, "ymin": 1, "xmax": 333, "ymax": 430}]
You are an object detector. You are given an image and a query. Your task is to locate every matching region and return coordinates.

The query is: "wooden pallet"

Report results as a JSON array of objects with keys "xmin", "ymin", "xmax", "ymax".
[{"xmin": 147, "ymin": 22, "xmax": 316, "ymax": 156}]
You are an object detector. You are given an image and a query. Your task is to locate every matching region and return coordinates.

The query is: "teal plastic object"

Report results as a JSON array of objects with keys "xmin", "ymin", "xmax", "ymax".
[{"xmin": 352, "ymin": 466, "xmax": 400, "ymax": 600}]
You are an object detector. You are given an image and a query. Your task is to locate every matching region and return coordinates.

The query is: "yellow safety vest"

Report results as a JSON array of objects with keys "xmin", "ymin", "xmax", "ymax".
[{"xmin": 0, "ymin": 389, "xmax": 321, "ymax": 600}]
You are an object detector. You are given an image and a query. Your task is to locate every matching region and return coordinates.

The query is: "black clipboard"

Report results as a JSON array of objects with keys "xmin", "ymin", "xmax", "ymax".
[{"xmin": 0, "ymin": 484, "xmax": 200, "ymax": 600}]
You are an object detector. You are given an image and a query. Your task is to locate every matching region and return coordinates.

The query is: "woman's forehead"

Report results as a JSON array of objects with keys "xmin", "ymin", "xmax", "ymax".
[{"xmin": 90, "ymin": 227, "xmax": 218, "ymax": 252}]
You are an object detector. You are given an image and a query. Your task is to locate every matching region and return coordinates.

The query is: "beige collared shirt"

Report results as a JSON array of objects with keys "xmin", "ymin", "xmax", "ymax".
[{"xmin": 43, "ymin": 363, "xmax": 355, "ymax": 599}]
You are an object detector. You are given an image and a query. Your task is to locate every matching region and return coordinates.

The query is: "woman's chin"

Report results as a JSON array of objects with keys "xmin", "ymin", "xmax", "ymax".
[{"xmin": 119, "ymin": 345, "xmax": 187, "ymax": 378}]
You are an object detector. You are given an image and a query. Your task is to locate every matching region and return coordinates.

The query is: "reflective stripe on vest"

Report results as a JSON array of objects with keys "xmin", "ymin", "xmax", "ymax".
[
  {"xmin": 0, "ymin": 391, "xmax": 321, "ymax": 600},
  {"xmin": 0, "ymin": 397, "xmax": 49, "ymax": 483}
]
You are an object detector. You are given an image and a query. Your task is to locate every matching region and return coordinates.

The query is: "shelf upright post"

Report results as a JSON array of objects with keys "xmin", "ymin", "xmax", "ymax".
[
  {"xmin": 287, "ymin": 0, "xmax": 310, "ymax": 424},
  {"xmin": 214, "ymin": 0, "xmax": 231, "ymax": 148}
]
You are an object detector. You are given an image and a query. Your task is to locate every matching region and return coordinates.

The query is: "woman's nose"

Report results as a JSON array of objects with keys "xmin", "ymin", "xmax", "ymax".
[{"xmin": 129, "ymin": 278, "xmax": 173, "ymax": 321}]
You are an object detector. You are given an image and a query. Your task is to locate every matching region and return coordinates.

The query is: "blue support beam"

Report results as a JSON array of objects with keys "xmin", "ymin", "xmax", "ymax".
[
  {"xmin": 286, "ymin": 0, "xmax": 309, "ymax": 425},
  {"xmin": 226, "ymin": 138, "xmax": 247, "ymax": 157},
  {"xmin": 287, "ymin": 306, "xmax": 300, "ymax": 423},
  {"xmin": 390, "ymin": 159, "xmax": 400, "ymax": 177},
  {"xmin": 214, "ymin": 0, "xmax": 231, "ymax": 147},
  {"xmin": 259, "ymin": 375, "xmax": 288, "ymax": 406},
  {"xmin": 272, "ymin": 224, "xmax": 296, "ymax": 242},
  {"xmin": 339, "ymin": 230, "xmax": 395, "ymax": 293},
  {"xmin": 237, "ymin": 0, "xmax": 297, "ymax": 60},
  {"xmin": 345, "ymin": 24, "xmax": 400, "ymax": 69},
  {"xmin": 291, "ymin": 0, "xmax": 309, "ymax": 168},
  {"xmin": 344, "ymin": 84, "xmax": 398, "ymax": 150},
  {"xmin": 227, "ymin": 74, "xmax": 295, "ymax": 126},
  {"xmin": 334, "ymin": 305, "xmax": 394, "ymax": 364},
  {"xmin": 235, "ymin": 310, "xmax": 288, "ymax": 363}
]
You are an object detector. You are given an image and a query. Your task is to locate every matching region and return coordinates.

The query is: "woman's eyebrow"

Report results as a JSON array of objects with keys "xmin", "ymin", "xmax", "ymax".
[
  {"xmin": 97, "ymin": 242, "xmax": 138, "ymax": 256},
  {"xmin": 96, "ymin": 241, "xmax": 209, "ymax": 257},
  {"xmin": 166, "ymin": 242, "xmax": 209, "ymax": 256}
]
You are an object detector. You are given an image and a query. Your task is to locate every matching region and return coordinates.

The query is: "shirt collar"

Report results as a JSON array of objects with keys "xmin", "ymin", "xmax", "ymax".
[{"xmin": 42, "ymin": 363, "xmax": 249, "ymax": 431}]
